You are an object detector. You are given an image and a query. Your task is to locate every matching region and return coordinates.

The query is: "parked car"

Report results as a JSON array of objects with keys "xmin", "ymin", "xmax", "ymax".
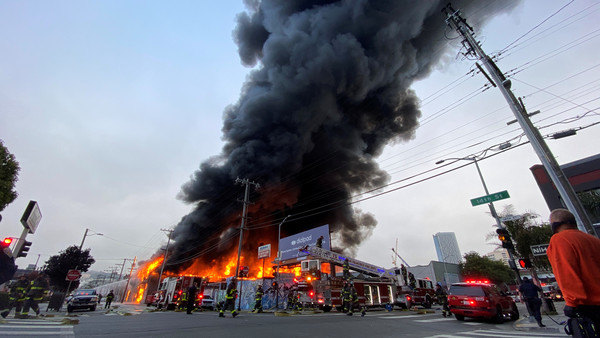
[
  {"xmin": 199, "ymin": 294, "xmax": 214, "ymax": 310},
  {"xmin": 448, "ymin": 280, "xmax": 519, "ymax": 323},
  {"xmin": 66, "ymin": 289, "xmax": 98, "ymax": 313}
]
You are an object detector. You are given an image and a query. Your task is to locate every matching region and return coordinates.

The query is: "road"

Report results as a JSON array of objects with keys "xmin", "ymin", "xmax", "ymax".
[{"xmin": 0, "ymin": 302, "xmax": 569, "ymax": 338}]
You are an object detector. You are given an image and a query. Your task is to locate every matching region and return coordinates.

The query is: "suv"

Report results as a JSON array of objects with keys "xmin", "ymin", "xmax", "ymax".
[
  {"xmin": 66, "ymin": 289, "xmax": 99, "ymax": 313},
  {"xmin": 448, "ymin": 281, "xmax": 519, "ymax": 323}
]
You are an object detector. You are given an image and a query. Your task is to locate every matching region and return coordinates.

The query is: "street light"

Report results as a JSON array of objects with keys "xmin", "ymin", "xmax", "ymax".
[
  {"xmin": 276, "ymin": 215, "xmax": 292, "ymax": 310},
  {"xmin": 436, "ymin": 156, "xmax": 521, "ymax": 282},
  {"xmin": 80, "ymin": 228, "xmax": 103, "ymax": 250}
]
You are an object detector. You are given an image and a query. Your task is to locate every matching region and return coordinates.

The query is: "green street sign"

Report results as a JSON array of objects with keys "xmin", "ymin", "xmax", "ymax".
[{"xmin": 470, "ymin": 190, "xmax": 510, "ymax": 206}]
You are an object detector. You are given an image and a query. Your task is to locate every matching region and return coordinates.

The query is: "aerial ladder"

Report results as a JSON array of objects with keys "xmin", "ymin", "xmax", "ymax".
[{"xmin": 299, "ymin": 245, "xmax": 404, "ymax": 284}]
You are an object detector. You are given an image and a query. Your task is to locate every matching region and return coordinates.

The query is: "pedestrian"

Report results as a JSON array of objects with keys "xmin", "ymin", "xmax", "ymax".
[
  {"xmin": 518, "ymin": 277, "xmax": 544, "ymax": 327},
  {"xmin": 252, "ymin": 285, "xmax": 264, "ymax": 313},
  {"xmin": 435, "ymin": 283, "xmax": 451, "ymax": 318},
  {"xmin": 105, "ymin": 290, "xmax": 115, "ymax": 309},
  {"xmin": 1, "ymin": 274, "xmax": 29, "ymax": 318},
  {"xmin": 547, "ymin": 208, "xmax": 600, "ymax": 331},
  {"xmin": 20, "ymin": 272, "xmax": 48, "ymax": 318},
  {"xmin": 187, "ymin": 283, "xmax": 198, "ymax": 314},
  {"xmin": 97, "ymin": 293, "xmax": 102, "ymax": 305},
  {"xmin": 219, "ymin": 277, "xmax": 238, "ymax": 318}
]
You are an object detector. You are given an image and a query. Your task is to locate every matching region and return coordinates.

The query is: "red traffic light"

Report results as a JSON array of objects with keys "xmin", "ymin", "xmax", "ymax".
[
  {"xmin": 1, "ymin": 237, "xmax": 13, "ymax": 248},
  {"xmin": 518, "ymin": 258, "xmax": 532, "ymax": 269}
]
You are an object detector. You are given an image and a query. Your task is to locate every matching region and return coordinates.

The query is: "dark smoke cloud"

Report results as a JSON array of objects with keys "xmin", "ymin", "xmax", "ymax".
[{"xmin": 168, "ymin": 0, "xmax": 521, "ymax": 267}]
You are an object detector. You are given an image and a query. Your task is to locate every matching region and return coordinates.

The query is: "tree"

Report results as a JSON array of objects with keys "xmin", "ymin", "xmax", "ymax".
[
  {"xmin": 0, "ymin": 139, "xmax": 20, "ymax": 212},
  {"xmin": 42, "ymin": 245, "xmax": 95, "ymax": 292},
  {"xmin": 460, "ymin": 252, "xmax": 515, "ymax": 285},
  {"xmin": 498, "ymin": 206, "xmax": 552, "ymax": 270}
]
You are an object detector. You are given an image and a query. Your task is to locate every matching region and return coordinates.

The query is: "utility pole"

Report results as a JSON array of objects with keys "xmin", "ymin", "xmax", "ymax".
[
  {"xmin": 118, "ymin": 258, "xmax": 135, "ymax": 281},
  {"xmin": 443, "ymin": 4, "xmax": 596, "ymax": 236},
  {"xmin": 156, "ymin": 228, "xmax": 173, "ymax": 295},
  {"xmin": 234, "ymin": 177, "xmax": 260, "ymax": 311},
  {"xmin": 121, "ymin": 256, "xmax": 137, "ymax": 303}
]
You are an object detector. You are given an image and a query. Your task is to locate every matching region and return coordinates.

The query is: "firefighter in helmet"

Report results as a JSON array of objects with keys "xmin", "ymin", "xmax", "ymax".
[
  {"xmin": 253, "ymin": 285, "xmax": 264, "ymax": 313},
  {"xmin": 219, "ymin": 277, "xmax": 238, "ymax": 318},
  {"xmin": 408, "ymin": 272, "xmax": 417, "ymax": 289},
  {"xmin": 435, "ymin": 283, "xmax": 451, "ymax": 317},
  {"xmin": 20, "ymin": 272, "xmax": 48, "ymax": 318},
  {"xmin": 1, "ymin": 274, "xmax": 29, "ymax": 318},
  {"xmin": 343, "ymin": 259, "xmax": 351, "ymax": 281}
]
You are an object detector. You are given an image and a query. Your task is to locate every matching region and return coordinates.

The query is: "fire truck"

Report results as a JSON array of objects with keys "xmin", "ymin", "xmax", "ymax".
[
  {"xmin": 153, "ymin": 276, "xmax": 205, "ymax": 310},
  {"xmin": 298, "ymin": 246, "xmax": 436, "ymax": 311}
]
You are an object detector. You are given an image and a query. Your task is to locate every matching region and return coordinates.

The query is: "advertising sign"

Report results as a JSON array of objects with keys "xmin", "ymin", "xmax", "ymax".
[
  {"xmin": 531, "ymin": 244, "xmax": 549, "ymax": 256},
  {"xmin": 20, "ymin": 200, "xmax": 42, "ymax": 234},
  {"xmin": 258, "ymin": 244, "xmax": 271, "ymax": 259},
  {"xmin": 278, "ymin": 224, "xmax": 330, "ymax": 261}
]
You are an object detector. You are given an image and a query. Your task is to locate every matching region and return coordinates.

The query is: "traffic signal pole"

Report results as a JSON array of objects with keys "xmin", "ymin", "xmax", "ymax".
[{"xmin": 443, "ymin": 5, "xmax": 596, "ymax": 237}]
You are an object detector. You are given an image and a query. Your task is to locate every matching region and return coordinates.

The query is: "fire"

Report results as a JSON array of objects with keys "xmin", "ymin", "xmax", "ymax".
[
  {"xmin": 138, "ymin": 257, "xmax": 163, "ymax": 280},
  {"xmin": 135, "ymin": 285, "xmax": 145, "ymax": 303}
]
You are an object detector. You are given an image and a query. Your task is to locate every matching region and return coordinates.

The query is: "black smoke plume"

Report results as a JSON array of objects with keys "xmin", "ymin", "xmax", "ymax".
[{"xmin": 166, "ymin": 0, "xmax": 521, "ymax": 269}]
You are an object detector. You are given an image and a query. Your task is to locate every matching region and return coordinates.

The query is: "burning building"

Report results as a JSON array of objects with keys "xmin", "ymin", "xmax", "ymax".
[{"xmin": 138, "ymin": 0, "xmax": 521, "ymax": 284}]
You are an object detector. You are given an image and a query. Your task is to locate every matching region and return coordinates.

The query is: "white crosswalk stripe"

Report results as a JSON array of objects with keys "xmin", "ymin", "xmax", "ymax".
[
  {"xmin": 0, "ymin": 319, "xmax": 74, "ymax": 337},
  {"xmin": 427, "ymin": 328, "xmax": 567, "ymax": 337}
]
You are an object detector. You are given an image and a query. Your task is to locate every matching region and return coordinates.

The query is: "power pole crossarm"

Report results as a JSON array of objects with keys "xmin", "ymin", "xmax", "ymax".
[{"xmin": 443, "ymin": 5, "xmax": 596, "ymax": 236}]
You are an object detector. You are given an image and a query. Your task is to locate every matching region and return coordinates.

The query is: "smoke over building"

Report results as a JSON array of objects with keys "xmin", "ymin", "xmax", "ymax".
[{"xmin": 164, "ymin": 0, "xmax": 521, "ymax": 271}]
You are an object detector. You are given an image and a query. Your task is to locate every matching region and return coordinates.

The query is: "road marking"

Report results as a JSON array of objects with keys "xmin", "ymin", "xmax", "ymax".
[
  {"xmin": 414, "ymin": 317, "xmax": 455, "ymax": 322},
  {"xmin": 428, "ymin": 328, "xmax": 567, "ymax": 337},
  {"xmin": 0, "ymin": 319, "xmax": 74, "ymax": 337},
  {"xmin": 379, "ymin": 315, "xmax": 428, "ymax": 319}
]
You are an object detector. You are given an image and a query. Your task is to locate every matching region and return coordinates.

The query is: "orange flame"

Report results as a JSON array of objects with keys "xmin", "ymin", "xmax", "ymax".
[
  {"xmin": 138, "ymin": 257, "xmax": 163, "ymax": 280},
  {"xmin": 135, "ymin": 285, "xmax": 145, "ymax": 303}
]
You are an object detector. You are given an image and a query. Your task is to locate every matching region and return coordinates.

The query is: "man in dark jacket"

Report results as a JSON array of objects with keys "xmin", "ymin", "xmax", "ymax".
[
  {"xmin": 187, "ymin": 283, "xmax": 198, "ymax": 314},
  {"xmin": 105, "ymin": 290, "xmax": 115, "ymax": 309},
  {"xmin": 435, "ymin": 283, "xmax": 451, "ymax": 318},
  {"xmin": 519, "ymin": 277, "xmax": 545, "ymax": 327}
]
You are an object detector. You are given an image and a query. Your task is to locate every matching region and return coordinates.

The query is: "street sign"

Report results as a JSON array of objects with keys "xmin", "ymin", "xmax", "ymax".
[
  {"xmin": 500, "ymin": 214, "xmax": 522, "ymax": 222},
  {"xmin": 530, "ymin": 244, "xmax": 549, "ymax": 256},
  {"xmin": 470, "ymin": 190, "xmax": 510, "ymax": 206},
  {"xmin": 65, "ymin": 269, "xmax": 81, "ymax": 281},
  {"xmin": 258, "ymin": 244, "xmax": 271, "ymax": 259}
]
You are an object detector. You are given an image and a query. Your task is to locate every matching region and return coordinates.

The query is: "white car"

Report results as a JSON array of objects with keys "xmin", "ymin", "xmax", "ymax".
[{"xmin": 200, "ymin": 295, "xmax": 214, "ymax": 310}]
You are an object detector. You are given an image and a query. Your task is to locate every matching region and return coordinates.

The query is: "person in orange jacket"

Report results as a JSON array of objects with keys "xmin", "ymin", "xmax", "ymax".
[{"xmin": 547, "ymin": 208, "xmax": 600, "ymax": 330}]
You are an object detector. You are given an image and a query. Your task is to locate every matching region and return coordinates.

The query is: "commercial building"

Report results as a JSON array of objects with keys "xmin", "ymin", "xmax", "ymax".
[{"xmin": 433, "ymin": 232, "xmax": 462, "ymax": 265}]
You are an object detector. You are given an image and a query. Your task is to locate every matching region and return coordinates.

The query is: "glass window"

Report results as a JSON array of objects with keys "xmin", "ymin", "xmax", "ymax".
[
  {"xmin": 371, "ymin": 285, "xmax": 381, "ymax": 305},
  {"xmin": 388, "ymin": 285, "xmax": 394, "ymax": 303},
  {"xmin": 364, "ymin": 285, "xmax": 373, "ymax": 305},
  {"xmin": 449, "ymin": 285, "xmax": 485, "ymax": 297}
]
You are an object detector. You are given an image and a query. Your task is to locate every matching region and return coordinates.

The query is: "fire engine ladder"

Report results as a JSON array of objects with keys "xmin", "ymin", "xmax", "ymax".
[{"xmin": 299, "ymin": 245, "xmax": 399, "ymax": 280}]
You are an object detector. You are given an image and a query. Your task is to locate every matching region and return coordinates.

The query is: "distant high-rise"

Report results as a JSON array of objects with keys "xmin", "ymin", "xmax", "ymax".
[{"xmin": 433, "ymin": 232, "xmax": 462, "ymax": 264}]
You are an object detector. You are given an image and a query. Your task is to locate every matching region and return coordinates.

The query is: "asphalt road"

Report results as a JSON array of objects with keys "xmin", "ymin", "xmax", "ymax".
[{"xmin": 0, "ymin": 302, "xmax": 569, "ymax": 338}]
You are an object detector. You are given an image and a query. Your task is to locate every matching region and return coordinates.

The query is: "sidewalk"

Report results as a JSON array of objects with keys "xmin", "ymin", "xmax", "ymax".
[{"xmin": 513, "ymin": 300, "xmax": 568, "ymax": 334}]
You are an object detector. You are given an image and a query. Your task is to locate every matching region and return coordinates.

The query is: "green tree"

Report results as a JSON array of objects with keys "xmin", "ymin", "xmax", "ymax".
[
  {"xmin": 578, "ymin": 189, "xmax": 600, "ymax": 223},
  {"xmin": 42, "ymin": 246, "xmax": 95, "ymax": 292},
  {"xmin": 0, "ymin": 139, "xmax": 20, "ymax": 212},
  {"xmin": 460, "ymin": 252, "xmax": 515, "ymax": 285},
  {"xmin": 499, "ymin": 206, "xmax": 552, "ymax": 270}
]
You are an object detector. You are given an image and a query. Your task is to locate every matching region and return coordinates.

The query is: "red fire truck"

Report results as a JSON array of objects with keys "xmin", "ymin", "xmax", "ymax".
[
  {"xmin": 298, "ymin": 246, "xmax": 436, "ymax": 311},
  {"xmin": 153, "ymin": 276, "xmax": 205, "ymax": 310}
]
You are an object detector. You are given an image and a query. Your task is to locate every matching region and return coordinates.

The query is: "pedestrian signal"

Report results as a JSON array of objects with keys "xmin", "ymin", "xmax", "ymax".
[{"xmin": 518, "ymin": 258, "xmax": 532, "ymax": 269}]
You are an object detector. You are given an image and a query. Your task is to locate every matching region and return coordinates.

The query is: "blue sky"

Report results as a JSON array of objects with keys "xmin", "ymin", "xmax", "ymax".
[{"xmin": 1, "ymin": 0, "xmax": 598, "ymax": 274}]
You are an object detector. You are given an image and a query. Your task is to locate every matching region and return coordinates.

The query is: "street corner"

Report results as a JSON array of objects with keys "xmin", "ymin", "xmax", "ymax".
[{"xmin": 513, "ymin": 316, "xmax": 564, "ymax": 333}]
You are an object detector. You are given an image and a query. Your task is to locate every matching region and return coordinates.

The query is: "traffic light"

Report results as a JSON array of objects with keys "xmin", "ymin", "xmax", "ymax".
[
  {"xmin": 272, "ymin": 281, "xmax": 278, "ymax": 288},
  {"xmin": 1, "ymin": 237, "xmax": 13, "ymax": 249},
  {"xmin": 496, "ymin": 228, "xmax": 515, "ymax": 251},
  {"xmin": 518, "ymin": 258, "xmax": 532, "ymax": 269},
  {"xmin": 17, "ymin": 240, "xmax": 32, "ymax": 258}
]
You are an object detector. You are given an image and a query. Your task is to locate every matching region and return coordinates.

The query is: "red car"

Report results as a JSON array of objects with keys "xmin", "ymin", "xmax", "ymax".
[{"xmin": 448, "ymin": 280, "xmax": 519, "ymax": 323}]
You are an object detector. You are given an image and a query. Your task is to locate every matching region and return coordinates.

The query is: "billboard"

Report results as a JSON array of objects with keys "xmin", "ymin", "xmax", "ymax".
[
  {"xmin": 258, "ymin": 244, "xmax": 271, "ymax": 259},
  {"xmin": 278, "ymin": 224, "xmax": 330, "ymax": 261}
]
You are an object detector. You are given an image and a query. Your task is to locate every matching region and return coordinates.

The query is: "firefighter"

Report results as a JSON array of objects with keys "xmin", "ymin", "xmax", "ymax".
[
  {"xmin": 345, "ymin": 282, "xmax": 356, "ymax": 316},
  {"xmin": 435, "ymin": 283, "xmax": 451, "ymax": 317},
  {"xmin": 20, "ymin": 273, "xmax": 48, "ymax": 318},
  {"xmin": 341, "ymin": 281, "xmax": 351, "ymax": 313},
  {"xmin": 252, "ymin": 285, "xmax": 264, "ymax": 313},
  {"xmin": 343, "ymin": 259, "xmax": 351, "ymax": 281},
  {"xmin": 219, "ymin": 277, "xmax": 238, "ymax": 318},
  {"xmin": 178, "ymin": 290, "xmax": 188, "ymax": 310},
  {"xmin": 408, "ymin": 272, "xmax": 417, "ymax": 289},
  {"xmin": 287, "ymin": 288, "xmax": 297, "ymax": 310},
  {"xmin": 1, "ymin": 274, "xmax": 29, "ymax": 318},
  {"xmin": 316, "ymin": 236, "xmax": 324, "ymax": 248},
  {"xmin": 187, "ymin": 282, "xmax": 198, "ymax": 315},
  {"xmin": 401, "ymin": 264, "xmax": 408, "ymax": 285},
  {"xmin": 105, "ymin": 290, "xmax": 115, "ymax": 309}
]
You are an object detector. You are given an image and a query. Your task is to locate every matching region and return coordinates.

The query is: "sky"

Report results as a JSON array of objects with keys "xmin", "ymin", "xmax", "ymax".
[{"xmin": 1, "ymin": 0, "xmax": 599, "ymax": 276}]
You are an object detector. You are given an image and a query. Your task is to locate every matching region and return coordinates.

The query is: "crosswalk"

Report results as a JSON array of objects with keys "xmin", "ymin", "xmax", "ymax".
[
  {"xmin": 428, "ymin": 329, "xmax": 567, "ymax": 338},
  {"xmin": 0, "ymin": 318, "xmax": 75, "ymax": 337}
]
